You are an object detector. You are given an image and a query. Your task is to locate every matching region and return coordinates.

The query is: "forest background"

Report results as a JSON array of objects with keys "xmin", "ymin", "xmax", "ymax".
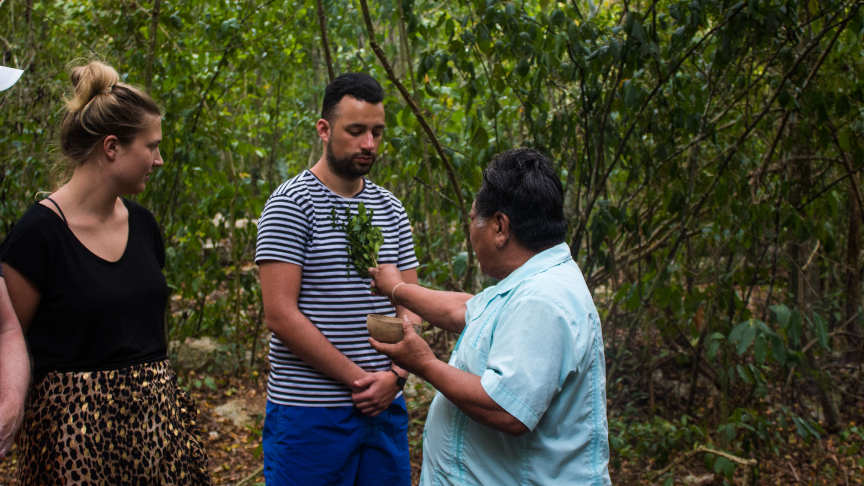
[{"xmin": 2, "ymin": 0, "xmax": 864, "ymax": 484}]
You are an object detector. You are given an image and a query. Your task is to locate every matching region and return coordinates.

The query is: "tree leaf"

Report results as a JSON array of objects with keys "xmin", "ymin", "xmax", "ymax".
[
  {"xmin": 630, "ymin": 19, "xmax": 647, "ymax": 44},
  {"xmin": 728, "ymin": 321, "xmax": 750, "ymax": 343},
  {"xmin": 788, "ymin": 310, "xmax": 802, "ymax": 347},
  {"xmin": 204, "ymin": 376, "xmax": 218, "ymax": 391},
  {"xmin": 770, "ymin": 304, "xmax": 791, "ymax": 328},
  {"xmin": 737, "ymin": 364, "xmax": 753, "ymax": 384},
  {"xmin": 737, "ymin": 325, "xmax": 757, "ymax": 355},
  {"xmin": 810, "ymin": 313, "xmax": 830, "ymax": 350},
  {"xmin": 754, "ymin": 334, "xmax": 767, "ymax": 365},
  {"xmin": 770, "ymin": 334, "xmax": 786, "ymax": 366},
  {"xmin": 707, "ymin": 341, "xmax": 720, "ymax": 362}
]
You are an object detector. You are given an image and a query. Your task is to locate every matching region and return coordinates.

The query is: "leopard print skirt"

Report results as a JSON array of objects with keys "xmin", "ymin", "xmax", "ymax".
[{"xmin": 17, "ymin": 360, "xmax": 211, "ymax": 485}]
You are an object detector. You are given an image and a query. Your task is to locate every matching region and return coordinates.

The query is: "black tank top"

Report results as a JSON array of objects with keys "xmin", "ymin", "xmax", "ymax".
[{"xmin": 0, "ymin": 198, "xmax": 169, "ymax": 377}]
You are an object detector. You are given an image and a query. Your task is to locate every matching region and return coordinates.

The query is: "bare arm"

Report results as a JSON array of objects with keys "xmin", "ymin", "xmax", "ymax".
[
  {"xmin": 260, "ymin": 261, "xmax": 405, "ymax": 416},
  {"xmin": 369, "ymin": 265, "xmax": 472, "ymax": 333},
  {"xmin": 390, "ymin": 268, "xmax": 421, "ymax": 380},
  {"xmin": 1, "ymin": 265, "xmax": 40, "ymax": 334},
  {"xmin": 421, "ymin": 359, "xmax": 529, "ymax": 436},
  {"xmin": 369, "ymin": 319, "xmax": 529, "ymax": 436},
  {"xmin": 260, "ymin": 261, "xmax": 368, "ymax": 388},
  {"xmin": 0, "ymin": 265, "xmax": 37, "ymax": 460}
]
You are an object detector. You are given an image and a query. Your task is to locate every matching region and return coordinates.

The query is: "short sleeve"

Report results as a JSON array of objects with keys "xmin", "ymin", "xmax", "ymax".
[
  {"xmin": 132, "ymin": 202, "xmax": 166, "ymax": 270},
  {"xmin": 255, "ymin": 193, "xmax": 312, "ymax": 266},
  {"xmin": 479, "ymin": 297, "xmax": 578, "ymax": 431},
  {"xmin": 0, "ymin": 207, "xmax": 57, "ymax": 293},
  {"xmin": 394, "ymin": 203, "xmax": 418, "ymax": 271}
]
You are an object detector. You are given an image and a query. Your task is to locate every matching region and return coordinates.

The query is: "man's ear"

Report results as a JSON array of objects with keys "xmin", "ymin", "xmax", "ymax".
[
  {"xmin": 103, "ymin": 135, "xmax": 119, "ymax": 162},
  {"xmin": 316, "ymin": 119, "xmax": 332, "ymax": 143},
  {"xmin": 495, "ymin": 212, "xmax": 510, "ymax": 247}
]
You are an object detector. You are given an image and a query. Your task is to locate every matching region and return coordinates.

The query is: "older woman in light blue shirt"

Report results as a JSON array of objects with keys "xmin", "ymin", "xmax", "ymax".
[{"xmin": 368, "ymin": 148, "xmax": 611, "ymax": 485}]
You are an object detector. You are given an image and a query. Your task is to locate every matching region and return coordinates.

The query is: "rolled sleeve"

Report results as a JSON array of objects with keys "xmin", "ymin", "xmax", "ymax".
[{"xmin": 479, "ymin": 297, "xmax": 576, "ymax": 431}]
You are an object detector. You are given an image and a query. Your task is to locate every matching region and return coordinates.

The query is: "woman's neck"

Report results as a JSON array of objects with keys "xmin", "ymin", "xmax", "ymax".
[{"xmin": 53, "ymin": 164, "xmax": 122, "ymax": 222}]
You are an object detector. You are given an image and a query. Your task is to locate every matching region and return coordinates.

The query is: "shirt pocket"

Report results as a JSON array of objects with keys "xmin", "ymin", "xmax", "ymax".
[
  {"xmin": 455, "ymin": 305, "xmax": 497, "ymax": 376},
  {"xmin": 456, "ymin": 343, "xmax": 489, "ymax": 376}
]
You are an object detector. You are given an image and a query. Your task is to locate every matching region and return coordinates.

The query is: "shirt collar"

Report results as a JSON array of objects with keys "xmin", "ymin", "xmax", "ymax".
[{"xmin": 491, "ymin": 242, "xmax": 573, "ymax": 296}]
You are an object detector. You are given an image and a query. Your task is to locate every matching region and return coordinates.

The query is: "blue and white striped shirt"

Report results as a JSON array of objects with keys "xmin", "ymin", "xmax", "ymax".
[{"xmin": 255, "ymin": 170, "xmax": 418, "ymax": 406}]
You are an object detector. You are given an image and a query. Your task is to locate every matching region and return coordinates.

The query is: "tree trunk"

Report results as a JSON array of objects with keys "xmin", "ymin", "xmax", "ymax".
[
  {"xmin": 846, "ymin": 176, "xmax": 862, "ymax": 358},
  {"xmin": 789, "ymin": 132, "xmax": 842, "ymax": 432},
  {"xmin": 144, "ymin": 0, "xmax": 161, "ymax": 92}
]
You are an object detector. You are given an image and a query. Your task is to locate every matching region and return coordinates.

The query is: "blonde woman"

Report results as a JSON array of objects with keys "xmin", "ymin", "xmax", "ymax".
[{"xmin": 0, "ymin": 60, "xmax": 210, "ymax": 484}]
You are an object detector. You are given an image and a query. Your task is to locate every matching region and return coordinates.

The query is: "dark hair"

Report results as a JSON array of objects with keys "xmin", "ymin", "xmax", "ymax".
[
  {"xmin": 474, "ymin": 148, "xmax": 567, "ymax": 251},
  {"xmin": 321, "ymin": 73, "xmax": 384, "ymax": 122},
  {"xmin": 55, "ymin": 59, "xmax": 161, "ymax": 187}
]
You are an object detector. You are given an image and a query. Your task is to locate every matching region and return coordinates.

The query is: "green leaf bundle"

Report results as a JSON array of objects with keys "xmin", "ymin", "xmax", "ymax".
[{"xmin": 330, "ymin": 202, "xmax": 384, "ymax": 280}]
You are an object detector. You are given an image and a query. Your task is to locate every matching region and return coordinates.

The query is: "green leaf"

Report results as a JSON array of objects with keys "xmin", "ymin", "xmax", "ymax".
[
  {"xmin": 778, "ymin": 88, "xmax": 792, "ymax": 107},
  {"xmin": 839, "ymin": 130, "xmax": 852, "ymax": 151},
  {"xmin": 770, "ymin": 304, "xmax": 791, "ymax": 328},
  {"xmin": 624, "ymin": 83, "xmax": 639, "ymax": 109},
  {"xmin": 204, "ymin": 376, "xmax": 218, "ymax": 391},
  {"xmin": 810, "ymin": 313, "xmax": 830, "ymax": 350},
  {"xmin": 453, "ymin": 251, "xmax": 469, "ymax": 277},
  {"xmin": 714, "ymin": 456, "xmax": 733, "ymax": 476},
  {"xmin": 737, "ymin": 325, "xmax": 757, "ymax": 355},
  {"xmin": 793, "ymin": 416, "xmax": 809, "ymax": 439},
  {"xmin": 788, "ymin": 310, "xmax": 802, "ymax": 347},
  {"xmin": 737, "ymin": 364, "xmax": 753, "ymax": 384},
  {"xmin": 483, "ymin": 99, "xmax": 500, "ymax": 120},
  {"xmin": 516, "ymin": 58, "xmax": 531, "ymax": 77},
  {"xmin": 568, "ymin": 22, "xmax": 580, "ymax": 45},
  {"xmin": 707, "ymin": 341, "xmax": 720, "ymax": 362},
  {"xmin": 471, "ymin": 126, "xmax": 490, "ymax": 148},
  {"xmin": 728, "ymin": 321, "xmax": 750, "ymax": 343},
  {"xmin": 630, "ymin": 19, "xmax": 647, "ymax": 44},
  {"xmin": 770, "ymin": 334, "xmax": 786, "ymax": 365},
  {"xmin": 754, "ymin": 335, "xmax": 767, "ymax": 365}
]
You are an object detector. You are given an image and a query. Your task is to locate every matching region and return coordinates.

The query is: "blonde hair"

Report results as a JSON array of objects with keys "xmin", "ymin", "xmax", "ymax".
[{"xmin": 53, "ymin": 59, "xmax": 161, "ymax": 187}]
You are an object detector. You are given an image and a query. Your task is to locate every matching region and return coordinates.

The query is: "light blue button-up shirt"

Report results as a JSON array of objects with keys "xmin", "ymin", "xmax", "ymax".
[{"xmin": 420, "ymin": 243, "xmax": 611, "ymax": 486}]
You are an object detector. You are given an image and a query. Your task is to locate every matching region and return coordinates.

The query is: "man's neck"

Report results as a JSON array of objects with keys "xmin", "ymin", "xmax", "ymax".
[
  {"xmin": 310, "ymin": 156, "xmax": 365, "ymax": 198},
  {"xmin": 492, "ymin": 242, "xmax": 556, "ymax": 280}
]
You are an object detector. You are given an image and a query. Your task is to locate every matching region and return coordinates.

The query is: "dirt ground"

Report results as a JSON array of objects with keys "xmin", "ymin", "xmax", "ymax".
[{"xmin": 2, "ymin": 368, "xmax": 863, "ymax": 485}]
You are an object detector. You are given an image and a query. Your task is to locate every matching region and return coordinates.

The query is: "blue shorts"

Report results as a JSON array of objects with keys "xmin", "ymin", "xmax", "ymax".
[{"xmin": 263, "ymin": 396, "xmax": 411, "ymax": 486}]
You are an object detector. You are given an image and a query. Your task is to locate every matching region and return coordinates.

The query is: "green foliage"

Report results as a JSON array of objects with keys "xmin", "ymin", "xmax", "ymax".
[
  {"xmin": 2, "ymin": 0, "xmax": 864, "ymax": 475},
  {"xmin": 329, "ymin": 202, "xmax": 384, "ymax": 280}
]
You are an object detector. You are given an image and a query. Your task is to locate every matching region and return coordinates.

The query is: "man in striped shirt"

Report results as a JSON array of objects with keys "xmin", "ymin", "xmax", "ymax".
[{"xmin": 256, "ymin": 73, "xmax": 420, "ymax": 486}]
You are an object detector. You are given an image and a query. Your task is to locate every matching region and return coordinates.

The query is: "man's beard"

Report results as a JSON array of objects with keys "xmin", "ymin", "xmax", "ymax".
[{"xmin": 326, "ymin": 140, "xmax": 376, "ymax": 179}]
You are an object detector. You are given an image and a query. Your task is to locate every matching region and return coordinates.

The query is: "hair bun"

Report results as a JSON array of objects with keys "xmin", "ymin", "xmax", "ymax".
[{"xmin": 66, "ymin": 60, "xmax": 120, "ymax": 113}]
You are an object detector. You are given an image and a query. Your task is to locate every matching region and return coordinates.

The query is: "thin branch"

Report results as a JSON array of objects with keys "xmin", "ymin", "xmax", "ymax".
[
  {"xmin": 652, "ymin": 446, "xmax": 757, "ymax": 483},
  {"xmin": 357, "ymin": 0, "xmax": 474, "ymax": 290},
  {"xmin": 571, "ymin": 2, "xmax": 747, "ymax": 255},
  {"xmin": 315, "ymin": 0, "xmax": 335, "ymax": 82},
  {"xmin": 144, "ymin": 0, "xmax": 161, "ymax": 92},
  {"xmin": 413, "ymin": 176, "xmax": 458, "ymax": 207}
]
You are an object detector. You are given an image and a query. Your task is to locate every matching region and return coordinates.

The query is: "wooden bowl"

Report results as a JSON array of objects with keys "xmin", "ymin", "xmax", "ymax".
[{"xmin": 366, "ymin": 315, "xmax": 422, "ymax": 344}]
